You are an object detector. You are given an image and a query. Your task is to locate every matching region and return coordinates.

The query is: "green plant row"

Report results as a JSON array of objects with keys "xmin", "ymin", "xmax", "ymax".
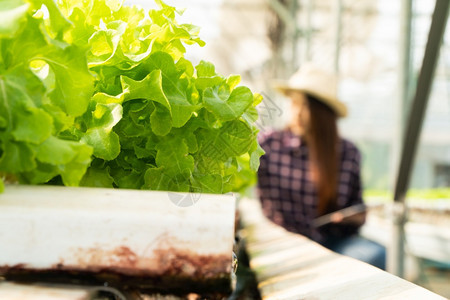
[
  {"xmin": 364, "ymin": 188, "xmax": 450, "ymax": 203},
  {"xmin": 0, "ymin": 0, "xmax": 264, "ymax": 194}
]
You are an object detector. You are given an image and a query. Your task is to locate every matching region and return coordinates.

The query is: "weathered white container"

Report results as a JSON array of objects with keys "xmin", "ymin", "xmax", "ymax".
[{"xmin": 0, "ymin": 185, "xmax": 236, "ymax": 294}]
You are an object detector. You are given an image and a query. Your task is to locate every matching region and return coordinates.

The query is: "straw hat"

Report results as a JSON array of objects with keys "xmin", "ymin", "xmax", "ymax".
[{"xmin": 273, "ymin": 64, "xmax": 348, "ymax": 118}]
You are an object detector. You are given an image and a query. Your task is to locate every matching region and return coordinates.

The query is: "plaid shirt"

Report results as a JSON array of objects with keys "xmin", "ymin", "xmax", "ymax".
[{"xmin": 257, "ymin": 129, "xmax": 364, "ymax": 243}]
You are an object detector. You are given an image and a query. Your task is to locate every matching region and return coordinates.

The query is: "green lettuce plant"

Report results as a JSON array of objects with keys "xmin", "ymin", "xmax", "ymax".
[{"xmin": 0, "ymin": 0, "xmax": 264, "ymax": 194}]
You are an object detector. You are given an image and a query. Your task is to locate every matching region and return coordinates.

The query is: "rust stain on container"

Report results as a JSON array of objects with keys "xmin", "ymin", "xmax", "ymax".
[
  {"xmin": 0, "ymin": 254, "xmax": 232, "ymax": 299},
  {"xmin": 69, "ymin": 246, "xmax": 139, "ymax": 270},
  {"xmin": 0, "ymin": 264, "xmax": 26, "ymax": 273},
  {"xmin": 1, "ymin": 246, "xmax": 232, "ymax": 296},
  {"xmin": 57, "ymin": 246, "xmax": 232, "ymax": 279},
  {"xmin": 0, "ymin": 246, "xmax": 232, "ymax": 284}
]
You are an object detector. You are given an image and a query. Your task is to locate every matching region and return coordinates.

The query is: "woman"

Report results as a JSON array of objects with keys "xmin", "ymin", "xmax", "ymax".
[{"xmin": 257, "ymin": 64, "xmax": 386, "ymax": 269}]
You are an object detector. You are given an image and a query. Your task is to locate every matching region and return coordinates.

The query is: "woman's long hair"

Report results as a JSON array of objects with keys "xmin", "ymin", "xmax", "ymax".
[{"xmin": 305, "ymin": 94, "xmax": 339, "ymax": 216}]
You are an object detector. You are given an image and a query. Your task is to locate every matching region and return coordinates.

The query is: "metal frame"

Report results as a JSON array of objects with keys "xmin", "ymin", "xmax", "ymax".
[
  {"xmin": 388, "ymin": 0, "xmax": 414, "ymax": 277},
  {"xmin": 391, "ymin": 0, "xmax": 450, "ymax": 277}
]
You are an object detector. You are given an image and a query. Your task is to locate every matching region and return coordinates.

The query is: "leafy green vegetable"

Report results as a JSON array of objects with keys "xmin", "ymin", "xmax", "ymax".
[
  {"xmin": 364, "ymin": 188, "xmax": 450, "ymax": 203},
  {"xmin": 203, "ymin": 86, "xmax": 254, "ymax": 121},
  {"xmin": 0, "ymin": 0, "xmax": 30, "ymax": 38},
  {"xmin": 0, "ymin": 0, "xmax": 264, "ymax": 195},
  {"xmin": 0, "ymin": 0, "xmax": 95, "ymax": 188}
]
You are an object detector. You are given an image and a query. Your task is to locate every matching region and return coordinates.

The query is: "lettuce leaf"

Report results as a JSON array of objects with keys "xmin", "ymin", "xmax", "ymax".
[{"xmin": 0, "ymin": 1, "xmax": 94, "ymax": 187}]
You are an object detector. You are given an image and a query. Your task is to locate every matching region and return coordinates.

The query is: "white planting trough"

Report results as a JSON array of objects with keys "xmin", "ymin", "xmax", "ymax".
[{"xmin": 0, "ymin": 185, "xmax": 236, "ymax": 295}]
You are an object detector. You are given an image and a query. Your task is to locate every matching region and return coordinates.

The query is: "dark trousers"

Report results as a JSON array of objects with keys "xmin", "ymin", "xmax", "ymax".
[{"xmin": 321, "ymin": 235, "xmax": 387, "ymax": 270}]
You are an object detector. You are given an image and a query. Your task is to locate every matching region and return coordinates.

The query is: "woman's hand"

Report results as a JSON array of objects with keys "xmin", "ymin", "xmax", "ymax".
[{"xmin": 331, "ymin": 211, "xmax": 366, "ymax": 226}]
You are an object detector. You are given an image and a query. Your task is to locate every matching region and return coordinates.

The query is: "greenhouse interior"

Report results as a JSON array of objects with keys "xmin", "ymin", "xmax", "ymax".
[{"xmin": 0, "ymin": 0, "xmax": 449, "ymax": 299}]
